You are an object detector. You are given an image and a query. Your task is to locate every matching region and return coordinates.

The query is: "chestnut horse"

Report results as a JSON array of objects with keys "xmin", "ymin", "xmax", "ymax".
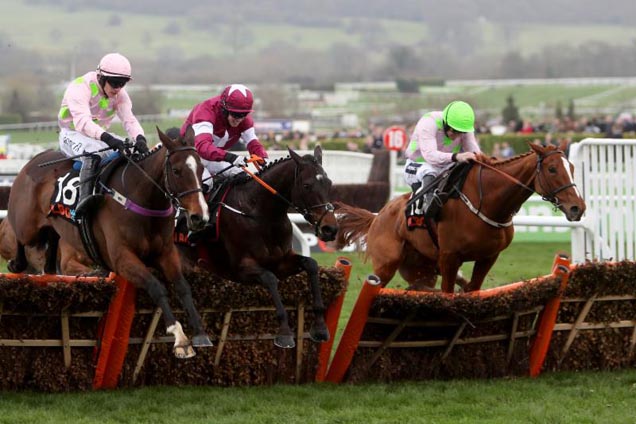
[
  {"xmin": 179, "ymin": 146, "xmax": 338, "ymax": 349},
  {"xmin": 336, "ymin": 141, "xmax": 586, "ymax": 293},
  {"xmin": 7, "ymin": 127, "xmax": 213, "ymax": 358}
]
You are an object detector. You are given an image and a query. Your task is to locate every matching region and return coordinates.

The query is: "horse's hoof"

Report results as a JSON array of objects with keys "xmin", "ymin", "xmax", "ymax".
[
  {"xmin": 192, "ymin": 334, "xmax": 213, "ymax": 347},
  {"xmin": 274, "ymin": 335, "xmax": 295, "ymax": 349},
  {"xmin": 7, "ymin": 259, "xmax": 25, "ymax": 274},
  {"xmin": 173, "ymin": 344, "xmax": 196, "ymax": 359},
  {"xmin": 309, "ymin": 326, "xmax": 330, "ymax": 343}
]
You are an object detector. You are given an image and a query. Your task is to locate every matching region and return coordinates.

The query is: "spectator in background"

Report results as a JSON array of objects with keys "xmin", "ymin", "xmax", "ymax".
[
  {"xmin": 606, "ymin": 121, "xmax": 624, "ymax": 139},
  {"xmin": 491, "ymin": 142, "xmax": 502, "ymax": 158},
  {"xmin": 500, "ymin": 141, "xmax": 515, "ymax": 158},
  {"xmin": 519, "ymin": 120, "xmax": 534, "ymax": 134},
  {"xmin": 370, "ymin": 125, "xmax": 384, "ymax": 150}
]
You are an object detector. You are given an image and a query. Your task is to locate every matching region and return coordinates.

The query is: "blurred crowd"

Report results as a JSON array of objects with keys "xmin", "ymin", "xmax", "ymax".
[{"xmin": 251, "ymin": 112, "xmax": 635, "ymax": 160}]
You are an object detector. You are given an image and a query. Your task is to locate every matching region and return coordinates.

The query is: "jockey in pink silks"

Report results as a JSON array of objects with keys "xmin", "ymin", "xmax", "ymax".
[{"xmin": 58, "ymin": 52, "xmax": 148, "ymax": 218}]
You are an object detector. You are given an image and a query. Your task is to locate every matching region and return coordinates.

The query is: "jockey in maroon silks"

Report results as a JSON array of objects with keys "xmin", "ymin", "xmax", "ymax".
[{"xmin": 180, "ymin": 84, "xmax": 268, "ymax": 189}]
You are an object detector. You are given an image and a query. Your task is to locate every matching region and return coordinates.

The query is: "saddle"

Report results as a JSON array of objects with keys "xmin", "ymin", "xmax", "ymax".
[
  {"xmin": 48, "ymin": 153, "xmax": 123, "ymax": 223},
  {"xmin": 405, "ymin": 162, "xmax": 472, "ymax": 230}
]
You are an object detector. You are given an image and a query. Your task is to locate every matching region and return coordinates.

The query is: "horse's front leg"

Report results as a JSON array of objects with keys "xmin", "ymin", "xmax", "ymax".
[
  {"xmin": 115, "ymin": 251, "xmax": 195, "ymax": 359},
  {"xmin": 156, "ymin": 248, "xmax": 213, "ymax": 348},
  {"xmin": 438, "ymin": 252, "xmax": 463, "ymax": 293},
  {"xmin": 283, "ymin": 254, "xmax": 329, "ymax": 343},
  {"xmin": 242, "ymin": 262, "xmax": 295, "ymax": 348},
  {"xmin": 465, "ymin": 255, "xmax": 499, "ymax": 292}
]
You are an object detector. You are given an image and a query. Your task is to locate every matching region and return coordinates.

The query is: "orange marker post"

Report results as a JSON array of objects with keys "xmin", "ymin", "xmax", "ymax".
[
  {"xmin": 93, "ymin": 275, "xmax": 137, "ymax": 389},
  {"xmin": 325, "ymin": 274, "xmax": 382, "ymax": 383},
  {"xmin": 528, "ymin": 253, "xmax": 571, "ymax": 377},
  {"xmin": 316, "ymin": 257, "xmax": 352, "ymax": 382}
]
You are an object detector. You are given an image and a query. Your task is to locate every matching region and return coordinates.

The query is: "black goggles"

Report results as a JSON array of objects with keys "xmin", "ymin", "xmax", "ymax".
[
  {"xmin": 229, "ymin": 111, "xmax": 249, "ymax": 119},
  {"xmin": 106, "ymin": 77, "xmax": 129, "ymax": 89}
]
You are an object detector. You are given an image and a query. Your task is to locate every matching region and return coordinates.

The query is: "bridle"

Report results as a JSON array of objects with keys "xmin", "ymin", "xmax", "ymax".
[
  {"xmin": 532, "ymin": 150, "xmax": 576, "ymax": 209},
  {"xmin": 240, "ymin": 158, "xmax": 335, "ymax": 236},
  {"xmin": 163, "ymin": 146, "xmax": 204, "ymax": 208}
]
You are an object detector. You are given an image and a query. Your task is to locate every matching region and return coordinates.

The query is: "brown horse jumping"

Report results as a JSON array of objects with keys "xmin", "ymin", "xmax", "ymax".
[
  {"xmin": 7, "ymin": 127, "xmax": 213, "ymax": 358},
  {"xmin": 180, "ymin": 146, "xmax": 339, "ymax": 348},
  {"xmin": 336, "ymin": 140, "xmax": 586, "ymax": 293}
]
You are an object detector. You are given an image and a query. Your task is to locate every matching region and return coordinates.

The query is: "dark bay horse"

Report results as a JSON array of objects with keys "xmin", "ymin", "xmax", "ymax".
[
  {"xmin": 7, "ymin": 127, "xmax": 213, "ymax": 358},
  {"xmin": 180, "ymin": 146, "xmax": 339, "ymax": 349},
  {"xmin": 336, "ymin": 140, "xmax": 586, "ymax": 293}
]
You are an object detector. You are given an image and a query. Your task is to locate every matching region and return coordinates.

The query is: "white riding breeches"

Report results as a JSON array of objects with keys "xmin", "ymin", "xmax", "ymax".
[
  {"xmin": 59, "ymin": 128, "xmax": 114, "ymax": 162},
  {"xmin": 403, "ymin": 159, "xmax": 453, "ymax": 187}
]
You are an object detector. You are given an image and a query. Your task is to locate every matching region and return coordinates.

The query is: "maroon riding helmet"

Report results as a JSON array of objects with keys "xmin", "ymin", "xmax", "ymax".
[{"xmin": 220, "ymin": 84, "xmax": 254, "ymax": 113}]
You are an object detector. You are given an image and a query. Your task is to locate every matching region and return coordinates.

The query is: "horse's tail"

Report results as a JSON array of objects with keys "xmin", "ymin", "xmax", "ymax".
[{"xmin": 334, "ymin": 201, "xmax": 376, "ymax": 249}]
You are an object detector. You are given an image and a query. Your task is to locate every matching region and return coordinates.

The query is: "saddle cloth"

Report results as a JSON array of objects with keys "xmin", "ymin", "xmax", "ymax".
[{"xmin": 49, "ymin": 168, "xmax": 81, "ymax": 223}]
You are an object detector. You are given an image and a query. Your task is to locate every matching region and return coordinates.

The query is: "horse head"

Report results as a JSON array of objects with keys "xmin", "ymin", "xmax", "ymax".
[
  {"xmin": 288, "ymin": 146, "xmax": 339, "ymax": 241},
  {"xmin": 157, "ymin": 126, "xmax": 210, "ymax": 231},
  {"xmin": 529, "ymin": 140, "xmax": 586, "ymax": 221}
]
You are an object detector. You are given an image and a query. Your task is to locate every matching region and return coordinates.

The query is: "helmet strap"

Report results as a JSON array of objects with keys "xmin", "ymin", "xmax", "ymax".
[{"xmin": 97, "ymin": 75, "xmax": 109, "ymax": 98}]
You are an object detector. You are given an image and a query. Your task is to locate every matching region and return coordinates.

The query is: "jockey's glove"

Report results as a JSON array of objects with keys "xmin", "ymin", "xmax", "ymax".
[
  {"xmin": 101, "ymin": 132, "xmax": 126, "ymax": 153},
  {"xmin": 253, "ymin": 155, "xmax": 267, "ymax": 167},
  {"xmin": 224, "ymin": 152, "xmax": 247, "ymax": 168},
  {"xmin": 134, "ymin": 134, "xmax": 150, "ymax": 155}
]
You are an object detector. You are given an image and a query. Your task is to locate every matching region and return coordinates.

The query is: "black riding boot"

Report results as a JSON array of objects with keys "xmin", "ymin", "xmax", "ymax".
[
  {"xmin": 419, "ymin": 174, "xmax": 439, "ymax": 218},
  {"xmin": 408, "ymin": 174, "xmax": 437, "ymax": 218},
  {"xmin": 74, "ymin": 154, "xmax": 102, "ymax": 219}
]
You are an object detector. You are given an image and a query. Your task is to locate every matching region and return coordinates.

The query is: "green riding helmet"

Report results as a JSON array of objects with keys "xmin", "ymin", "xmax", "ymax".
[{"xmin": 442, "ymin": 101, "xmax": 475, "ymax": 133}]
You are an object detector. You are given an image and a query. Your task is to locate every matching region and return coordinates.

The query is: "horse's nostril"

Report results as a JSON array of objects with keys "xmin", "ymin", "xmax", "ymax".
[
  {"xmin": 320, "ymin": 226, "xmax": 338, "ymax": 241},
  {"xmin": 190, "ymin": 215, "xmax": 203, "ymax": 229}
]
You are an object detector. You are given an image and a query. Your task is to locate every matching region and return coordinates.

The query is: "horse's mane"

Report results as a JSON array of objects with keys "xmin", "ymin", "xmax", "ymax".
[
  {"xmin": 134, "ymin": 143, "xmax": 164, "ymax": 163},
  {"xmin": 226, "ymin": 154, "xmax": 313, "ymax": 186},
  {"xmin": 482, "ymin": 150, "xmax": 534, "ymax": 167}
]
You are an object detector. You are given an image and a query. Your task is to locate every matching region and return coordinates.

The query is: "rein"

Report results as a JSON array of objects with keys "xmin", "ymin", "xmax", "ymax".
[
  {"xmin": 102, "ymin": 146, "xmax": 201, "ymax": 218},
  {"xmin": 240, "ymin": 163, "xmax": 334, "ymax": 235},
  {"xmin": 462, "ymin": 150, "xmax": 575, "ymax": 227}
]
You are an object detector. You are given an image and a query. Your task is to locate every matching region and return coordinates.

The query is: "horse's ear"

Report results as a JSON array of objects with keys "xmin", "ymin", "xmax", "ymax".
[
  {"xmin": 157, "ymin": 126, "xmax": 175, "ymax": 149},
  {"xmin": 527, "ymin": 141, "xmax": 544, "ymax": 155},
  {"xmin": 558, "ymin": 137, "xmax": 570, "ymax": 152},
  {"xmin": 313, "ymin": 145, "xmax": 323, "ymax": 165},
  {"xmin": 183, "ymin": 125, "xmax": 195, "ymax": 146},
  {"xmin": 288, "ymin": 147, "xmax": 301, "ymax": 164}
]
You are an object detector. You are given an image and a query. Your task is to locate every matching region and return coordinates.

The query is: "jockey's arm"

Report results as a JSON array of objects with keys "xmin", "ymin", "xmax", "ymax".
[{"xmin": 114, "ymin": 90, "xmax": 144, "ymax": 141}]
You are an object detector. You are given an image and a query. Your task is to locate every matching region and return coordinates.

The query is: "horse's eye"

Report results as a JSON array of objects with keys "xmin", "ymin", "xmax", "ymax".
[
  {"xmin": 172, "ymin": 168, "xmax": 182, "ymax": 176},
  {"xmin": 303, "ymin": 183, "xmax": 311, "ymax": 190},
  {"xmin": 548, "ymin": 166, "xmax": 557, "ymax": 173}
]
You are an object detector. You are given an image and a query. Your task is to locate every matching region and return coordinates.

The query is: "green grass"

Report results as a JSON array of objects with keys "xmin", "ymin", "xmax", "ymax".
[
  {"xmin": 2, "ymin": 241, "xmax": 636, "ymax": 422},
  {"xmin": 1, "ymin": 370, "xmax": 636, "ymax": 423}
]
